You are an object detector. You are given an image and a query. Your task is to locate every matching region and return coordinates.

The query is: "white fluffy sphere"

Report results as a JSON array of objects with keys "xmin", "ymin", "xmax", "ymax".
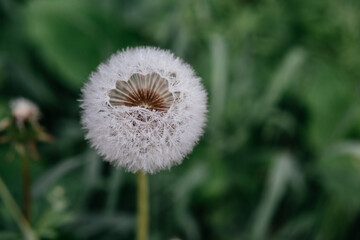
[{"xmin": 80, "ymin": 47, "xmax": 207, "ymax": 173}]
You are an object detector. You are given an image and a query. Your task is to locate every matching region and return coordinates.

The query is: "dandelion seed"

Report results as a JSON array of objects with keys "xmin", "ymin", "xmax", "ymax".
[{"xmin": 80, "ymin": 47, "xmax": 207, "ymax": 173}]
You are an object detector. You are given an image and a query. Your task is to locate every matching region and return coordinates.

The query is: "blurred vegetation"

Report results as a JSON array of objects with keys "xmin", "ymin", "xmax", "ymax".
[{"xmin": 1, "ymin": 0, "xmax": 360, "ymax": 239}]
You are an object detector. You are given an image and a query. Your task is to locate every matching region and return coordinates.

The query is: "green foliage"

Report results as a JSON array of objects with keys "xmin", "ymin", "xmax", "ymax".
[
  {"xmin": 24, "ymin": 0, "xmax": 143, "ymax": 90},
  {"xmin": 1, "ymin": 0, "xmax": 360, "ymax": 239}
]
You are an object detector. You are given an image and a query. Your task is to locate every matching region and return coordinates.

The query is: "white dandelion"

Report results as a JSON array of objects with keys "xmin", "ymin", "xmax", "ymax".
[{"xmin": 80, "ymin": 46, "xmax": 207, "ymax": 173}]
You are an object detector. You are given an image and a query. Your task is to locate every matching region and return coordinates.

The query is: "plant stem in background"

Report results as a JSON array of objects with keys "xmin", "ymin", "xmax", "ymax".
[
  {"xmin": 136, "ymin": 171, "xmax": 149, "ymax": 240},
  {"xmin": 21, "ymin": 148, "xmax": 31, "ymax": 221},
  {"xmin": 0, "ymin": 175, "xmax": 38, "ymax": 240}
]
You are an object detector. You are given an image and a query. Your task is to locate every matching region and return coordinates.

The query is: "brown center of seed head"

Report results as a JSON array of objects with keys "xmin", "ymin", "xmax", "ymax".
[{"xmin": 108, "ymin": 72, "xmax": 174, "ymax": 112}]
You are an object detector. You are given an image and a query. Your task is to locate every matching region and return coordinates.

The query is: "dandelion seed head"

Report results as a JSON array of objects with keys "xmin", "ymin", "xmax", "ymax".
[{"xmin": 80, "ymin": 47, "xmax": 207, "ymax": 173}]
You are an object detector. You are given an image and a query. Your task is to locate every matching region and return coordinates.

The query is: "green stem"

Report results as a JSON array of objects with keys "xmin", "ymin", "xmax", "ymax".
[
  {"xmin": 21, "ymin": 151, "xmax": 31, "ymax": 221},
  {"xmin": 0, "ymin": 175, "xmax": 38, "ymax": 240},
  {"xmin": 136, "ymin": 171, "xmax": 149, "ymax": 240}
]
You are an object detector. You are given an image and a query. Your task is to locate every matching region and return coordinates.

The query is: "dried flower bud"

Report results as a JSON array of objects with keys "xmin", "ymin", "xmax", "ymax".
[
  {"xmin": 0, "ymin": 98, "xmax": 52, "ymax": 160},
  {"xmin": 81, "ymin": 47, "xmax": 207, "ymax": 173},
  {"xmin": 10, "ymin": 98, "xmax": 40, "ymax": 129}
]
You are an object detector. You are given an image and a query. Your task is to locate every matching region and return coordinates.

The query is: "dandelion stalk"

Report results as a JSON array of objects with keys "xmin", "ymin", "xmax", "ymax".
[
  {"xmin": 0, "ymin": 175, "xmax": 38, "ymax": 240},
  {"xmin": 21, "ymin": 147, "xmax": 32, "ymax": 221},
  {"xmin": 136, "ymin": 171, "xmax": 149, "ymax": 240}
]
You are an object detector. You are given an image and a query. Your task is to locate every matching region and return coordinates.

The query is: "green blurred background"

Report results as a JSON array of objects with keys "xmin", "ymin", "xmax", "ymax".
[{"xmin": 1, "ymin": 0, "xmax": 360, "ymax": 239}]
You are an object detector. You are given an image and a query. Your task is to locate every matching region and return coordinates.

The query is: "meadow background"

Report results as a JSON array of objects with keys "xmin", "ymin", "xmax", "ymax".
[{"xmin": 1, "ymin": 0, "xmax": 360, "ymax": 239}]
